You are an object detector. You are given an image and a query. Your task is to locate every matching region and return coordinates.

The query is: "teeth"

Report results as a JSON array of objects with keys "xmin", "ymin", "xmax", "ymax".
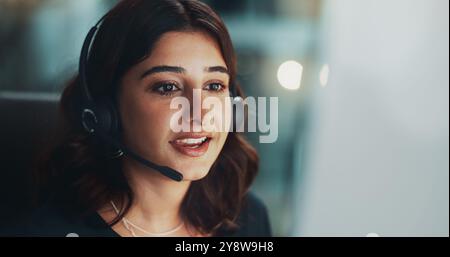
[{"xmin": 175, "ymin": 137, "xmax": 208, "ymax": 145}]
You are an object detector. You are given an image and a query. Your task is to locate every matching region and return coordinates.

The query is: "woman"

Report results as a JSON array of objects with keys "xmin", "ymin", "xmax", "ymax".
[{"xmin": 16, "ymin": 0, "xmax": 271, "ymax": 237}]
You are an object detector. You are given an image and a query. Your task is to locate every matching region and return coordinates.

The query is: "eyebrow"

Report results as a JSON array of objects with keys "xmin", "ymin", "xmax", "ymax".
[{"xmin": 140, "ymin": 65, "xmax": 229, "ymax": 79}]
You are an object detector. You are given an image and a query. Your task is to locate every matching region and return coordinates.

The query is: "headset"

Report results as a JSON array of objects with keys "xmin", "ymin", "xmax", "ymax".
[{"xmin": 78, "ymin": 17, "xmax": 238, "ymax": 182}]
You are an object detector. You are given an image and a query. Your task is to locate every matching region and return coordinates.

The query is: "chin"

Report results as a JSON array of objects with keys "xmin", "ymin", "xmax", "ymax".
[{"xmin": 178, "ymin": 166, "xmax": 211, "ymax": 181}]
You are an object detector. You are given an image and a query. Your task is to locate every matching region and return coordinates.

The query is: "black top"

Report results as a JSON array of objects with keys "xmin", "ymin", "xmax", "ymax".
[{"xmin": 2, "ymin": 192, "xmax": 271, "ymax": 237}]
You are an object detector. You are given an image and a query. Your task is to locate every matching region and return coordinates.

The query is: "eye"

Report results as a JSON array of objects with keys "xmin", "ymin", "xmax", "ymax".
[
  {"xmin": 152, "ymin": 82, "xmax": 180, "ymax": 96},
  {"xmin": 204, "ymin": 82, "xmax": 225, "ymax": 92}
]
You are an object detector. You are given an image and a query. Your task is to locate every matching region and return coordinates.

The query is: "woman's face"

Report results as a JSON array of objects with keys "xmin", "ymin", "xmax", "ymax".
[{"xmin": 118, "ymin": 31, "xmax": 230, "ymax": 181}]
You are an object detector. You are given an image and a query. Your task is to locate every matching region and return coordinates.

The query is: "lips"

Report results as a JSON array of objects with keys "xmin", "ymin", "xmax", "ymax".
[
  {"xmin": 173, "ymin": 136, "xmax": 209, "ymax": 146},
  {"xmin": 169, "ymin": 133, "xmax": 212, "ymax": 157}
]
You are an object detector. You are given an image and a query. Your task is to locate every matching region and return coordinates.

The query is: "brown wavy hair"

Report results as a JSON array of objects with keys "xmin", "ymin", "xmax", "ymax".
[{"xmin": 36, "ymin": 0, "xmax": 258, "ymax": 236}]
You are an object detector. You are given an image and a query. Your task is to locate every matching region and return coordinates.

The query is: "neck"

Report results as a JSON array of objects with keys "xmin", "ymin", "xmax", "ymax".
[{"xmin": 119, "ymin": 157, "xmax": 191, "ymax": 234}]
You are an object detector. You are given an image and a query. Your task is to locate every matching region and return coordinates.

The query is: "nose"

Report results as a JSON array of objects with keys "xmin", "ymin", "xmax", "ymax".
[{"xmin": 182, "ymin": 88, "xmax": 209, "ymax": 132}]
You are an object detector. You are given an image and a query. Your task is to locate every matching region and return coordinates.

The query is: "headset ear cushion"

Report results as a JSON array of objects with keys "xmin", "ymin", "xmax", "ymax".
[{"xmin": 95, "ymin": 97, "xmax": 119, "ymax": 135}]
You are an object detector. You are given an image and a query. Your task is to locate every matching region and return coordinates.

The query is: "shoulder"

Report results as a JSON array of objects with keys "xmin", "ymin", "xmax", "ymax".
[
  {"xmin": 219, "ymin": 191, "xmax": 272, "ymax": 237},
  {"xmin": 1, "ymin": 202, "xmax": 115, "ymax": 237}
]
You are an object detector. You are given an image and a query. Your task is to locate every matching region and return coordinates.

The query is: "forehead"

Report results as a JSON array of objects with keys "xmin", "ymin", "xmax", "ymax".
[{"xmin": 144, "ymin": 30, "xmax": 226, "ymax": 68}]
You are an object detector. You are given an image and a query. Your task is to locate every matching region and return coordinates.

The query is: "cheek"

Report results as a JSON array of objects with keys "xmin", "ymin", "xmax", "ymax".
[
  {"xmin": 214, "ymin": 131, "xmax": 229, "ymax": 155},
  {"xmin": 119, "ymin": 94, "xmax": 173, "ymax": 151},
  {"xmin": 205, "ymin": 96, "xmax": 233, "ymax": 133},
  {"xmin": 144, "ymin": 103, "xmax": 172, "ymax": 130}
]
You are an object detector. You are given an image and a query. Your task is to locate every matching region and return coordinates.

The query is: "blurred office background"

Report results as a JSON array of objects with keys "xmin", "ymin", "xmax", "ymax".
[{"xmin": 0, "ymin": 0, "xmax": 448, "ymax": 236}]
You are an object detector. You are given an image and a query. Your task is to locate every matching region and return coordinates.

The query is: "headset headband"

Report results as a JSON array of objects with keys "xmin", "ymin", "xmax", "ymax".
[{"xmin": 79, "ymin": 16, "xmax": 106, "ymax": 102}]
